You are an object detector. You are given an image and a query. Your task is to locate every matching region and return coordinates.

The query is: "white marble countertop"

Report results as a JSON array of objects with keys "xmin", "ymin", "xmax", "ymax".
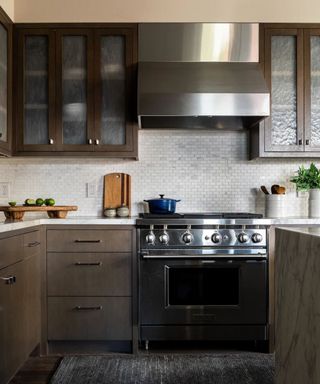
[
  {"xmin": 276, "ymin": 226, "xmax": 320, "ymax": 237},
  {"xmin": 1, "ymin": 215, "xmax": 320, "ymax": 234},
  {"xmin": 0, "ymin": 216, "xmax": 138, "ymax": 233}
]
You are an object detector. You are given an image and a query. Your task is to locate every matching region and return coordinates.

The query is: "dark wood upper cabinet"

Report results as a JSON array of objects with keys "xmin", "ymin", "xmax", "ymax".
[
  {"xmin": 14, "ymin": 24, "xmax": 138, "ymax": 158},
  {"xmin": 251, "ymin": 24, "xmax": 320, "ymax": 158},
  {"xmin": 0, "ymin": 7, "xmax": 12, "ymax": 157}
]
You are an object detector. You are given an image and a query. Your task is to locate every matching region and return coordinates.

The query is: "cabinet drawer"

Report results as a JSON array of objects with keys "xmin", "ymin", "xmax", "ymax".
[
  {"xmin": 47, "ymin": 252, "xmax": 131, "ymax": 296},
  {"xmin": 47, "ymin": 229, "xmax": 132, "ymax": 252},
  {"xmin": 23, "ymin": 230, "xmax": 41, "ymax": 258},
  {"xmin": 0, "ymin": 235, "xmax": 23, "ymax": 270},
  {"xmin": 47, "ymin": 297, "xmax": 132, "ymax": 340}
]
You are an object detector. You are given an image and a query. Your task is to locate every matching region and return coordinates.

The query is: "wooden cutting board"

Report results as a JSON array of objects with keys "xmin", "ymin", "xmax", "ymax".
[{"xmin": 103, "ymin": 173, "xmax": 131, "ymax": 214}]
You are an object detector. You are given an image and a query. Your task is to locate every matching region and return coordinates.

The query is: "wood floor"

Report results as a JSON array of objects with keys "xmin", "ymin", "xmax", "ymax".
[{"xmin": 9, "ymin": 357, "xmax": 61, "ymax": 384}]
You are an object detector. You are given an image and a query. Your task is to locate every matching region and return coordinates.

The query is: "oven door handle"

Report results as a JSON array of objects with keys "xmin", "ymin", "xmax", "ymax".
[{"xmin": 139, "ymin": 252, "xmax": 268, "ymax": 259}]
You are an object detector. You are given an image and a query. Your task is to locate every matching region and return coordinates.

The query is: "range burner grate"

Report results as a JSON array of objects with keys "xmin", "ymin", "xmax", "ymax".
[
  {"xmin": 139, "ymin": 213, "xmax": 184, "ymax": 219},
  {"xmin": 139, "ymin": 212, "xmax": 263, "ymax": 219}
]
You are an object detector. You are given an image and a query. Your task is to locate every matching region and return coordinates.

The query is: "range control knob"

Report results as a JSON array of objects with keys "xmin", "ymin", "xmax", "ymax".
[
  {"xmin": 238, "ymin": 232, "xmax": 249, "ymax": 243},
  {"xmin": 182, "ymin": 232, "xmax": 193, "ymax": 244},
  {"xmin": 159, "ymin": 232, "xmax": 169, "ymax": 245},
  {"xmin": 252, "ymin": 233, "xmax": 263, "ymax": 243},
  {"xmin": 146, "ymin": 231, "xmax": 156, "ymax": 245},
  {"xmin": 211, "ymin": 232, "xmax": 222, "ymax": 244}
]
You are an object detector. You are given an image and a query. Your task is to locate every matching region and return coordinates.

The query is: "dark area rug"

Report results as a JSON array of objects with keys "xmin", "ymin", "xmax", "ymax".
[{"xmin": 50, "ymin": 353, "xmax": 275, "ymax": 384}]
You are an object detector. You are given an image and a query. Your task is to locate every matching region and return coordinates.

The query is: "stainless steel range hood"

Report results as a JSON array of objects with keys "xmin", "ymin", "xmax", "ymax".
[{"xmin": 138, "ymin": 23, "xmax": 270, "ymax": 130}]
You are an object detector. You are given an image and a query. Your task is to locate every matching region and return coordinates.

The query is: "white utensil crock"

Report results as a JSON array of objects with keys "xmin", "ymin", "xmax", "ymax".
[{"xmin": 265, "ymin": 195, "xmax": 287, "ymax": 218}]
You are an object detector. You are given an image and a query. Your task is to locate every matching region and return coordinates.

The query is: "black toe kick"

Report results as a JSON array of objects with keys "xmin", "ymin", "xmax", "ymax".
[{"xmin": 140, "ymin": 325, "xmax": 269, "ymax": 341}]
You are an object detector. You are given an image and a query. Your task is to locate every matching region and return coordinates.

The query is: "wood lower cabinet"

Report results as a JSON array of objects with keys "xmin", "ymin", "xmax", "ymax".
[
  {"xmin": 0, "ymin": 261, "xmax": 26, "ymax": 384},
  {"xmin": 46, "ymin": 228, "xmax": 132, "ymax": 253},
  {"xmin": 48, "ymin": 297, "xmax": 132, "ymax": 341},
  {"xmin": 45, "ymin": 226, "xmax": 136, "ymax": 354},
  {"xmin": 0, "ymin": 230, "xmax": 41, "ymax": 384},
  {"xmin": 24, "ymin": 250, "xmax": 41, "ymax": 354},
  {"xmin": 47, "ymin": 252, "xmax": 131, "ymax": 296}
]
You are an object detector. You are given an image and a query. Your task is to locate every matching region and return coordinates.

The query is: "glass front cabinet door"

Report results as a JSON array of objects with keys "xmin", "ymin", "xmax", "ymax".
[
  {"xmin": 304, "ymin": 29, "xmax": 320, "ymax": 151},
  {"xmin": 94, "ymin": 28, "xmax": 137, "ymax": 156},
  {"xmin": 264, "ymin": 29, "xmax": 304, "ymax": 153},
  {"xmin": 0, "ymin": 9, "xmax": 12, "ymax": 156},
  {"xmin": 56, "ymin": 29, "xmax": 94, "ymax": 152},
  {"xmin": 16, "ymin": 30, "xmax": 56, "ymax": 152}
]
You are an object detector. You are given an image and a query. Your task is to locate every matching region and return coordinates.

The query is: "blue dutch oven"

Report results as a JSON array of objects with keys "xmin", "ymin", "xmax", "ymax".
[{"xmin": 144, "ymin": 194, "xmax": 181, "ymax": 214}]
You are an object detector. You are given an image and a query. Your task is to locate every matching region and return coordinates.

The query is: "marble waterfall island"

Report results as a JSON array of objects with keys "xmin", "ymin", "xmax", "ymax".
[{"xmin": 275, "ymin": 227, "xmax": 320, "ymax": 384}]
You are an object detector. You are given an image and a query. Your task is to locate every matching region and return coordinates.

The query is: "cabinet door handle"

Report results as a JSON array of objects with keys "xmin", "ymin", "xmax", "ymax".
[
  {"xmin": 49, "ymin": 138, "xmax": 54, "ymax": 145},
  {"xmin": 298, "ymin": 139, "xmax": 302, "ymax": 145},
  {"xmin": 28, "ymin": 241, "xmax": 40, "ymax": 247},
  {"xmin": 74, "ymin": 306, "xmax": 102, "ymax": 311},
  {"xmin": 74, "ymin": 262, "xmax": 102, "ymax": 266},
  {"xmin": 1, "ymin": 276, "xmax": 16, "ymax": 285},
  {"xmin": 74, "ymin": 240, "xmax": 102, "ymax": 243},
  {"xmin": 306, "ymin": 139, "xmax": 310, "ymax": 145},
  {"xmin": 88, "ymin": 139, "xmax": 93, "ymax": 145},
  {"xmin": 95, "ymin": 139, "xmax": 100, "ymax": 145}
]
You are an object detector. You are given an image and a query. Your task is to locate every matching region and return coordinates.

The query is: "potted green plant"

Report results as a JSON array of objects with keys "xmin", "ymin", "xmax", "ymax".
[{"xmin": 291, "ymin": 163, "xmax": 320, "ymax": 217}]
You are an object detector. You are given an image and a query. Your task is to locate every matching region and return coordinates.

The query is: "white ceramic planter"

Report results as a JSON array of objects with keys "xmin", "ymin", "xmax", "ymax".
[{"xmin": 309, "ymin": 188, "xmax": 320, "ymax": 218}]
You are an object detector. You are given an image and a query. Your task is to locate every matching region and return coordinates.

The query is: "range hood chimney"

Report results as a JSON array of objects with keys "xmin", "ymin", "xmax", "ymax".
[{"xmin": 138, "ymin": 23, "xmax": 270, "ymax": 130}]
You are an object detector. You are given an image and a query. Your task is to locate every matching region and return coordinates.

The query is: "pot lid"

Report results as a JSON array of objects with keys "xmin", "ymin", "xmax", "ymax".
[{"xmin": 146, "ymin": 194, "xmax": 179, "ymax": 201}]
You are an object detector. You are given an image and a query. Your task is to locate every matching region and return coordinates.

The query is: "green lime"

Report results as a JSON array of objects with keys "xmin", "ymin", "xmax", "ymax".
[
  {"xmin": 45, "ymin": 198, "xmax": 55, "ymax": 206},
  {"xmin": 36, "ymin": 198, "xmax": 44, "ymax": 206},
  {"xmin": 8, "ymin": 201, "xmax": 17, "ymax": 207},
  {"xmin": 25, "ymin": 199, "xmax": 35, "ymax": 206}
]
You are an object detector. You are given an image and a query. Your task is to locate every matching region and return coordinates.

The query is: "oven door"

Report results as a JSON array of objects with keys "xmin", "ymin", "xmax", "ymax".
[{"xmin": 139, "ymin": 258, "xmax": 268, "ymax": 325}]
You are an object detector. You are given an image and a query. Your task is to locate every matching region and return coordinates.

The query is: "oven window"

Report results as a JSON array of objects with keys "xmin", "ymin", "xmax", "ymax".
[{"xmin": 168, "ymin": 267, "xmax": 239, "ymax": 306}]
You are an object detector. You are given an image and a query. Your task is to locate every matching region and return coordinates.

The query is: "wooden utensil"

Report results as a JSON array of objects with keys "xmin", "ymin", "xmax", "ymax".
[
  {"xmin": 275, "ymin": 186, "xmax": 286, "ymax": 194},
  {"xmin": 261, "ymin": 186, "xmax": 270, "ymax": 195},
  {"xmin": 271, "ymin": 185, "xmax": 286, "ymax": 194},
  {"xmin": 103, "ymin": 173, "xmax": 131, "ymax": 215}
]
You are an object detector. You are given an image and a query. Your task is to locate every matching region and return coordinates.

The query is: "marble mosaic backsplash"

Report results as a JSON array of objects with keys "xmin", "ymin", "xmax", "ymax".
[{"xmin": 0, "ymin": 130, "xmax": 316, "ymax": 217}]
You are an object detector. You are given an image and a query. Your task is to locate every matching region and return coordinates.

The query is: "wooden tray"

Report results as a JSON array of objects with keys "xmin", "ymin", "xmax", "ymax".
[
  {"xmin": 0, "ymin": 206, "xmax": 78, "ymax": 221},
  {"xmin": 103, "ymin": 173, "xmax": 131, "ymax": 215}
]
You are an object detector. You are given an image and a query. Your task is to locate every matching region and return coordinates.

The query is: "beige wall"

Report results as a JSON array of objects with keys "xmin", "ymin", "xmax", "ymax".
[
  {"xmin": 0, "ymin": 0, "xmax": 13, "ymax": 20},
  {"xmin": 13, "ymin": 0, "xmax": 320, "ymax": 23}
]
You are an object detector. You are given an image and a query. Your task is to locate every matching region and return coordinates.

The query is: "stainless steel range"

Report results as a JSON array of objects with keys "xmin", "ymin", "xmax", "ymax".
[{"xmin": 137, "ymin": 213, "xmax": 269, "ymax": 350}]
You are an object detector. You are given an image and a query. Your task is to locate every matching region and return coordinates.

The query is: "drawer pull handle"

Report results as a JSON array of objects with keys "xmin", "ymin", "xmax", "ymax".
[
  {"xmin": 28, "ymin": 241, "xmax": 41, "ymax": 247},
  {"xmin": 74, "ymin": 306, "xmax": 102, "ymax": 311},
  {"xmin": 74, "ymin": 240, "xmax": 102, "ymax": 243},
  {"xmin": 1, "ymin": 276, "xmax": 16, "ymax": 285},
  {"xmin": 74, "ymin": 262, "xmax": 102, "ymax": 266}
]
